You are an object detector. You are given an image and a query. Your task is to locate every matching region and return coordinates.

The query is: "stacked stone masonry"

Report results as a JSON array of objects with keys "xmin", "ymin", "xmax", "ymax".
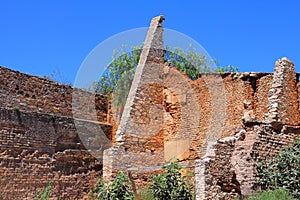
[
  {"xmin": 194, "ymin": 58, "xmax": 300, "ymax": 199},
  {"xmin": 0, "ymin": 66, "xmax": 109, "ymax": 122},
  {"xmin": 1, "ymin": 60, "xmax": 300, "ymax": 199},
  {"xmin": 1, "ymin": 16, "xmax": 300, "ymax": 199},
  {"xmin": 0, "ymin": 107, "xmax": 112, "ymax": 199},
  {"xmin": 102, "ymin": 16, "xmax": 300, "ymax": 200},
  {"xmin": 0, "ymin": 67, "xmax": 114, "ymax": 199}
]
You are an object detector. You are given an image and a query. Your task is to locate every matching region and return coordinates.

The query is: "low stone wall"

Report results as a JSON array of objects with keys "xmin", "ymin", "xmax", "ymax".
[{"xmin": 196, "ymin": 123, "xmax": 300, "ymax": 199}]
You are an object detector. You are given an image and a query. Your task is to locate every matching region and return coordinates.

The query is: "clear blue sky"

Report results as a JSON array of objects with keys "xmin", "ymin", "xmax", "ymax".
[{"xmin": 1, "ymin": 1, "xmax": 300, "ymax": 84}]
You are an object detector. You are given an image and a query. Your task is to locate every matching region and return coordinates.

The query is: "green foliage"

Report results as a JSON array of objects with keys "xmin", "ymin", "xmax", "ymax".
[
  {"xmin": 134, "ymin": 189, "xmax": 154, "ymax": 200},
  {"xmin": 34, "ymin": 181, "xmax": 53, "ymax": 200},
  {"xmin": 149, "ymin": 161, "xmax": 194, "ymax": 200},
  {"xmin": 94, "ymin": 45, "xmax": 141, "ymax": 95},
  {"xmin": 215, "ymin": 65, "xmax": 239, "ymax": 72},
  {"xmin": 256, "ymin": 137, "xmax": 300, "ymax": 198},
  {"xmin": 89, "ymin": 171, "xmax": 134, "ymax": 200},
  {"xmin": 246, "ymin": 189, "xmax": 296, "ymax": 200},
  {"xmin": 111, "ymin": 67, "xmax": 135, "ymax": 121},
  {"xmin": 12, "ymin": 106, "xmax": 20, "ymax": 111},
  {"xmin": 94, "ymin": 44, "xmax": 238, "ymax": 95},
  {"xmin": 89, "ymin": 178, "xmax": 109, "ymax": 200},
  {"xmin": 93, "ymin": 44, "xmax": 238, "ymax": 122},
  {"xmin": 110, "ymin": 172, "xmax": 134, "ymax": 200},
  {"xmin": 89, "ymin": 161, "xmax": 194, "ymax": 200},
  {"xmin": 164, "ymin": 45, "xmax": 209, "ymax": 80}
]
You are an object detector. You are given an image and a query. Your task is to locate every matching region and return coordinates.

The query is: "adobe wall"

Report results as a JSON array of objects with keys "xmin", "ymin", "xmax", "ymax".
[{"xmin": 102, "ymin": 67, "xmax": 288, "ymax": 188}]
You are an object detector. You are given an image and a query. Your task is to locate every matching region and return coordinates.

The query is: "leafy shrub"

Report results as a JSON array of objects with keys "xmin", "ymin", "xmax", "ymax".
[
  {"xmin": 149, "ymin": 161, "xmax": 194, "ymax": 200},
  {"xmin": 89, "ymin": 171, "xmax": 134, "ymax": 200},
  {"xmin": 256, "ymin": 137, "xmax": 300, "ymax": 198},
  {"xmin": 247, "ymin": 188, "xmax": 296, "ymax": 200}
]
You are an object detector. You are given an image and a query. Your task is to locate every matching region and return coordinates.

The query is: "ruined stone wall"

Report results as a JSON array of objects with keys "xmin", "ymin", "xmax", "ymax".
[
  {"xmin": 0, "ymin": 108, "xmax": 112, "ymax": 200},
  {"xmin": 190, "ymin": 72, "xmax": 273, "ymax": 159},
  {"xmin": 198, "ymin": 123, "xmax": 300, "ymax": 199},
  {"xmin": 195, "ymin": 58, "xmax": 300, "ymax": 199},
  {"xmin": 0, "ymin": 66, "xmax": 115, "ymax": 199},
  {"xmin": 101, "ymin": 16, "xmax": 300, "ymax": 200},
  {"xmin": 1, "ymin": 61, "xmax": 300, "ymax": 199},
  {"xmin": 2, "ymin": 23, "xmax": 300, "ymax": 199},
  {"xmin": 0, "ymin": 66, "xmax": 109, "ymax": 122}
]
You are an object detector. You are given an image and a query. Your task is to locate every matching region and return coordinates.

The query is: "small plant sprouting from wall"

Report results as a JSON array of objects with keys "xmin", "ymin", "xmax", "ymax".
[
  {"xmin": 50, "ymin": 113, "xmax": 55, "ymax": 119},
  {"xmin": 34, "ymin": 181, "xmax": 53, "ymax": 200},
  {"xmin": 12, "ymin": 106, "xmax": 20, "ymax": 111},
  {"xmin": 1, "ymin": 170, "xmax": 10, "ymax": 184}
]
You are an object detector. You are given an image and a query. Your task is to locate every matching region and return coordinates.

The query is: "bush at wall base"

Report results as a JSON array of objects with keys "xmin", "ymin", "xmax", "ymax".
[
  {"xmin": 88, "ymin": 171, "xmax": 134, "ymax": 200},
  {"xmin": 89, "ymin": 161, "xmax": 194, "ymax": 200},
  {"xmin": 256, "ymin": 137, "xmax": 300, "ymax": 198},
  {"xmin": 149, "ymin": 161, "xmax": 194, "ymax": 200}
]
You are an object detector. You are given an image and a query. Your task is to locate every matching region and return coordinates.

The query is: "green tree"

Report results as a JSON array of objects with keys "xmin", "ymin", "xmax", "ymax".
[
  {"xmin": 92, "ymin": 44, "xmax": 238, "ymax": 122},
  {"xmin": 94, "ymin": 44, "xmax": 238, "ymax": 95},
  {"xmin": 149, "ymin": 161, "xmax": 194, "ymax": 200},
  {"xmin": 93, "ymin": 45, "xmax": 141, "ymax": 95}
]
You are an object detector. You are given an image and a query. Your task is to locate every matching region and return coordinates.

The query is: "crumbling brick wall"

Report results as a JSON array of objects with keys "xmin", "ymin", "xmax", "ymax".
[
  {"xmin": 0, "ymin": 66, "xmax": 109, "ymax": 122},
  {"xmin": 198, "ymin": 123, "xmax": 300, "ymax": 199},
  {"xmin": 1, "ymin": 61, "xmax": 300, "ymax": 199},
  {"xmin": 2, "ymin": 15, "xmax": 300, "ymax": 200},
  {"xmin": 0, "ymin": 108, "xmax": 112, "ymax": 199},
  {"xmin": 195, "ymin": 58, "xmax": 300, "ymax": 199},
  {"xmin": 101, "ymin": 15, "xmax": 300, "ymax": 200},
  {"xmin": 0, "ymin": 66, "xmax": 114, "ymax": 199}
]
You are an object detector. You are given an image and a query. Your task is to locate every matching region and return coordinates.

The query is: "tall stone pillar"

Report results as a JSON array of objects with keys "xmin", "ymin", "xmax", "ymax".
[
  {"xmin": 115, "ymin": 15, "xmax": 165, "ymax": 142},
  {"xmin": 266, "ymin": 57, "xmax": 299, "ymax": 126},
  {"xmin": 103, "ymin": 15, "xmax": 166, "ymax": 181}
]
